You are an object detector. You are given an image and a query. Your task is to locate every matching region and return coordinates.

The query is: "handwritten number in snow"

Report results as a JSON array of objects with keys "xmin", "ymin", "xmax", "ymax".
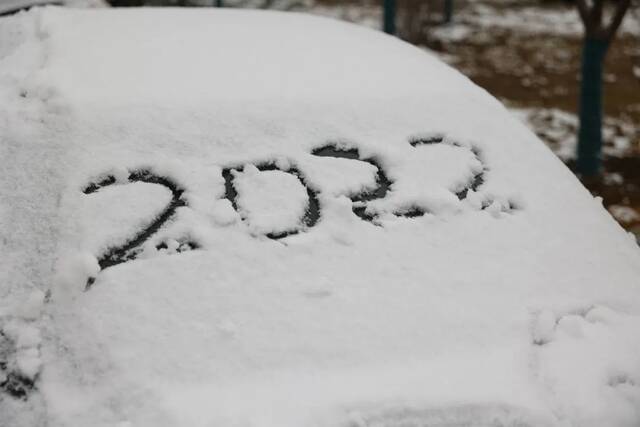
[
  {"xmin": 409, "ymin": 136, "xmax": 485, "ymax": 201},
  {"xmin": 222, "ymin": 163, "xmax": 320, "ymax": 239},
  {"xmin": 82, "ymin": 170, "xmax": 197, "ymax": 287},
  {"xmin": 312, "ymin": 138, "xmax": 491, "ymax": 221},
  {"xmin": 81, "ymin": 136, "xmax": 506, "ymax": 281},
  {"xmin": 310, "ymin": 145, "xmax": 396, "ymax": 221}
]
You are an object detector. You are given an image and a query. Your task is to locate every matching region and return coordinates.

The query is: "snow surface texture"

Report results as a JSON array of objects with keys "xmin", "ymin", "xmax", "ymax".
[{"xmin": 1, "ymin": 7, "xmax": 639, "ymax": 427}]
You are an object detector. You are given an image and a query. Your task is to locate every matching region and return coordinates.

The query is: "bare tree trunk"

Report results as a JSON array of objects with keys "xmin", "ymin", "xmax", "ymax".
[
  {"xmin": 577, "ymin": 37, "xmax": 607, "ymax": 175},
  {"xmin": 575, "ymin": 0, "xmax": 631, "ymax": 176},
  {"xmin": 443, "ymin": 0, "xmax": 453, "ymax": 24},
  {"xmin": 384, "ymin": 0, "xmax": 397, "ymax": 34}
]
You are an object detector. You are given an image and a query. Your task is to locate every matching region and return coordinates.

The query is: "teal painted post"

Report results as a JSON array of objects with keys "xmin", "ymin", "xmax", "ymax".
[
  {"xmin": 383, "ymin": 0, "xmax": 396, "ymax": 35},
  {"xmin": 576, "ymin": 37, "xmax": 608, "ymax": 176},
  {"xmin": 444, "ymin": 0, "xmax": 453, "ymax": 24},
  {"xmin": 215, "ymin": 0, "xmax": 223, "ymax": 6}
]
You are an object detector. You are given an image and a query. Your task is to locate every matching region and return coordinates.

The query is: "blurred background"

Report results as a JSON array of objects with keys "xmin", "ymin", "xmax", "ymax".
[{"xmin": 4, "ymin": 0, "xmax": 640, "ymax": 239}]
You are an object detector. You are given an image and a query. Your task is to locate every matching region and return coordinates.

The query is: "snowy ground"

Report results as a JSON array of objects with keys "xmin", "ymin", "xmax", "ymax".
[
  {"xmin": 434, "ymin": 1, "xmax": 640, "ymax": 38},
  {"xmin": 509, "ymin": 108, "xmax": 636, "ymax": 162},
  {"xmin": 1, "ymin": 5, "xmax": 640, "ymax": 427}
]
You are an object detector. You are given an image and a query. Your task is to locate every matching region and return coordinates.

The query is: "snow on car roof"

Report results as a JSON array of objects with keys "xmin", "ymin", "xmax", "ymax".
[{"xmin": 1, "ymin": 7, "xmax": 639, "ymax": 427}]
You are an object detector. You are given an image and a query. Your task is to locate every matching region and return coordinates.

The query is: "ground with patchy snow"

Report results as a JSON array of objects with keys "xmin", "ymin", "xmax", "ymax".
[{"xmin": 1, "ymin": 6, "xmax": 640, "ymax": 427}]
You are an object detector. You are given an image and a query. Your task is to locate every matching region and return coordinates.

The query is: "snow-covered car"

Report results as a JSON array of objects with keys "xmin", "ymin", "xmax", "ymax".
[{"xmin": 1, "ymin": 6, "xmax": 639, "ymax": 427}]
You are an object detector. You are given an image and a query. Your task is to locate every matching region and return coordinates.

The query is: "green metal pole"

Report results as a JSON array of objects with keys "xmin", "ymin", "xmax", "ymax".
[
  {"xmin": 383, "ymin": 0, "xmax": 396, "ymax": 35},
  {"xmin": 444, "ymin": 0, "xmax": 453, "ymax": 24},
  {"xmin": 215, "ymin": 0, "xmax": 223, "ymax": 6},
  {"xmin": 576, "ymin": 37, "xmax": 608, "ymax": 176}
]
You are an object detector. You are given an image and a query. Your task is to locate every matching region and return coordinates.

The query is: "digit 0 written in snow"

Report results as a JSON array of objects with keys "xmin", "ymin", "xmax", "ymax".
[{"xmin": 1, "ymin": 6, "xmax": 639, "ymax": 427}]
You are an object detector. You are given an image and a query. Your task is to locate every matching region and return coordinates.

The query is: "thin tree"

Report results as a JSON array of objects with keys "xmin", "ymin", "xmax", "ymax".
[
  {"xmin": 575, "ymin": 0, "xmax": 631, "ymax": 176},
  {"xmin": 443, "ymin": 0, "xmax": 453, "ymax": 24},
  {"xmin": 384, "ymin": 0, "xmax": 397, "ymax": 34}
]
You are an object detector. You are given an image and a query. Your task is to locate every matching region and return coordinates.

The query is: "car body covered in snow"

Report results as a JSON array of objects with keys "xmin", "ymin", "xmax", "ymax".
[{"xmin": 1, "ymin": 6, "xmax": 639, "ymax": 427}]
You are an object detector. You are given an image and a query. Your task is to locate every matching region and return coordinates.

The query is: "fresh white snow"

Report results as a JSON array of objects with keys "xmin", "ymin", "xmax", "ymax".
[{"xmin": 1, "ymin": 7, "xmax": 639, "ymax": 427}]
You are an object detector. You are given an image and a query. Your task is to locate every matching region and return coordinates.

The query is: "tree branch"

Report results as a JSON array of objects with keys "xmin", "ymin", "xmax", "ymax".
[
  {"xmin": 592, "ymin": 0, "xmax": 605, "ymax": 28},
  {"xmin": 576, "ymin": 0, "xmax": 591, "ymax": 27},
  {"xmin": 606, "ymin": 0, "xmax": 632, "ymax": 40}
]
